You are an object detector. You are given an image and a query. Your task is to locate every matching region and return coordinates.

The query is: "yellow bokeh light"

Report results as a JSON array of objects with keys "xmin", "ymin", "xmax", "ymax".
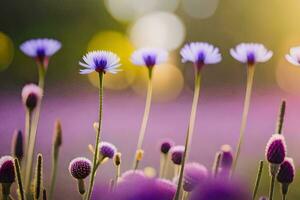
[
  {"xmin": 87, "ymin": 31, "xmax": 136, "ymax": 90},
  {"xmin": 0, "ymin": 32, "xmax": 14, "ymax": 71},
  {"xmin": 144, "ymin": 166, "xmax": 156, "ymax": 178},
  {"xmin": 131, "ymin": 63, "xmax": 184, "ymax": 102}
]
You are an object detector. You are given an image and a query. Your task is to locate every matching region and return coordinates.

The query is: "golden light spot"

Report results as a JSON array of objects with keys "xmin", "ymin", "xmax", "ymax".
[
  {"xmin": 131, "ymin": 63, "xmax": 184, "ymax": 102},
  {"xmin": 0, "ymin": 32, "xmax": 14, "ymax": 71},
  {"xmin": 144, "ymin": 166, "xmax": 156, "ymax": 178},
  {"xmin": 87, "ymin": 31, "xmax": 136, "ymax": 90}
]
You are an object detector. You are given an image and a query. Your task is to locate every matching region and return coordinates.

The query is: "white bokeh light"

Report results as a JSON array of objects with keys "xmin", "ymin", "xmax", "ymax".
[
  {"xmin": 129, "ymin": 12, "xmax": 186, "ymax": 51},
  {"xmin": 182, "ymin": 0, "xmax": 220, "ymax": 19},
  {"xmin": 104, "ymin": 0, "xmax": 180, "ymax": 22}
]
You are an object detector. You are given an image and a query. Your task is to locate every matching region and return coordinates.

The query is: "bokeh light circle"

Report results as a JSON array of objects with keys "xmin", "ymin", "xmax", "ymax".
[
  {"xmin": 182, "ymin": 0, "xmax": 219, "ymax": 19},
  {"xmin": 129, "ymin": 12, "xmax": 186, "ymax": 51},
  {"xmin": 104, "ymin": 0, "xmax": 180, "ymax": 23},
  {"xmin": 0, "ymin": 32, "xmax": 14, "ymax": 71},
  {"xmin": 87, "ymin": 31, "xmax": 136, "ymax": 90},
  {"xmin": 131, "ymin": 63, "xmax": 184, "ymax": 102}
]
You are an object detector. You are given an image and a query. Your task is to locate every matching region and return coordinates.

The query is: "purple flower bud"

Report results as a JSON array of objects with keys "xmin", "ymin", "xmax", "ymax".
[
  {"xmin": 21, "ymin": 84, "xmax": 43, "ymax": 111},
  {"xmin": 12, "ymin": 130, "xmax": 24, "ymax": 161},
  {"xmin": 0, "ymin": 156, "xmax": 15, "ymax": 183},
  {"xmin": 183, "ymin": 162, "xmax": 208, "ymax": 192},
  {"xmin": 170, "ymin": 145, "xmax": 185, "ymax": 165},
  {"xmin": 220, "ymin": 145, "xmax": 233, "ymax": 169},
  {"xmin": 160, "ymin": 139, "xmax": 174, "ymax": 154},
  {"xmin": 99, "ymin": 142, "xmax": 117, "ymax": 159},
  {"xmin": 69, "ymin": 157, "xmax": 92, "ymax": 179},
  {"xmin": 121, "ymin": 170, "xmax": 146, "ymax": 182},
  {"xmin": 265, "ymin": 134, "xmax": 287, "ymax": 164},
  {"xmin": 155, "ymin": 179, "xmax": 176, "ymax": 198},
  {"xmin": 277, "ymin": 157, "xmax": 295, "ymax": 184}
]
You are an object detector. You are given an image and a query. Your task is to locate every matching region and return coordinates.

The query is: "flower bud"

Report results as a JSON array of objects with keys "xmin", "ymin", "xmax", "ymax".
[
  {"xmin": 170, "ymin": 145, "xmax": 185, "ymax": 165},
  {"xmin": 11, "ymin": 130, "xmax": 24, "ymax": 161},
  {"xmin": 160, "ymin": 139, "xmax": 174, "ymax": 154},
  {"xmin": 220, "ymin": 144, "xmax": 233, "ymax": 169},
  {"xmin": 69, "ymin": 157, "xmax": 92, "ymax": 180},
  {"xmin": 265, "ymin": 134, "xmax": 286, "ymax": 165},
  {"xmin": 21, "ymin": 84, "xmax": 43, "ymax": 111},
  {"xmin": 0, "ymin": 156, "xmax": 15, "ymax": 184},
  {"xmin": 99, "ymin": 142, "xmax": 117, "ymax": 159},
  {"xmin": 183, "ymin": 162, "xmax": 208, "ymax": 192}
]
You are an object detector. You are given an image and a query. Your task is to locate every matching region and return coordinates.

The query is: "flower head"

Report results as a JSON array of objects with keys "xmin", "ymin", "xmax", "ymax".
[
  {"xmin": 160, "ymin": 139, "xmax": 174, "ymax": 154},
  {"xmin": 230, "ymin": 43, "xmax": 273, "ymax": 66},
  {"xmin": 21, "ymin": 84, "xmax": 43, "ymax": 111},
  {"xmin": 20, "ymin": 38, "xmax": 61, "ymax": 65},
  {"xmin": 285, "ymin": 46, "xmax": 300, "ymax": 66},
  {"xmin": 170, "ymin": 145, "xmax": 185, "ymax": 165},
  {"xmin": 69, "ymin": 157, "xmax": 92, "ymax": 179},
  {"xmin": 277, "ymin": 157, "xmax": 295, "ymax": 184},
  {"xmin": 220, "ymin": 144, "xmax": 233, "ymax": 169},
  {"xmin": 99, "ymin": 142, "xmax": 117, "ymax": 159},
  {"xmin": 131, "ymin": 47, "xmax": 168, "ymax": 68},
  {"xmin": 183, "ymin": 162, "xmax": 208, "ymax": 192},
  {"xmin": 265, "ymin": 134, "xmax": 287, "ymax": 165},
  {"xmin": 79, "ymin": 50, "xmax": 121, "ymax": 74},
  {"xmin": 0, "ymin": 156, "xmax": 15, "ymax": 183},
  {"xmin": 180, "ymin": 42, "xmax": 222, "ymax": 70},
  {"xmin": 121, "ymin": 170, "xmax": 146, "ymax": 182}
]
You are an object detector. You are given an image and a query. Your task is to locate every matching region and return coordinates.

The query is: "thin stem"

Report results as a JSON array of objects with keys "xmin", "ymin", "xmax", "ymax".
[
  {"xmin": 269, "ymin": 175, "xmax": 276, "ymax": 200},
  {"xmin": 159, "ymin": 154, "xmax": 167, "ymax": 178},
  {"xmin": 174, "ymin": 71, "xmax": 202, "ymax": 200},
  {"xmin": 23, "ymin": 110, "xmax": 32, "ymax": 176},
  {"xmin": 49, "ymin": 157, "xmax": 58, "ymax": 200},
  {"xmin": 212, "ymin": 151, "xmax": 222, "ymax": 178},
  {"xmin": 24, "ymin": 64, "xmax": 46, "ymax": 196},
  {"xmin": 232, "ymin": 66, "xmax": 255, "ymax": 174},
  {"xmin": 85, "ymin": 72, "xmax": 104, "ymax": 200},
  {"xmin": 136, "ymin": 68, "xmax": 153, "ymax": 151},
  {"xmin": 252, "ymin": 160, "xmax": 264, "ymax": 200},
  {"xmin": 276, "ymin": 100, "xmax": 286, "ymax": 135},
  {"xmin": 282, "ymin": 194, "xmax": 286, "ymax": 200},
  {"xmin": 14, "ymin": 158, "xmax": 25, "ymax": 200}
]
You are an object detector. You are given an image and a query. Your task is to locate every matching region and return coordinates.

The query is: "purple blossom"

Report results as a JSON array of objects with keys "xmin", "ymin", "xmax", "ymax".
[
  {"xmin": 180, "ymin": 42, "xmax": 222, "ymax": 70},
  {"xmin": 230, "ymin": 43, "xmax": 273, "ymax": 66},
  {"xmin": 131, "ymin": 47, "xmax": 168, "ymax": 68},
  {"xmin": 170, "ymin": 145, "xmax": 185, "ymax": 165},
  {"xmin": 265, "ymin": 134, "xmax": 287, "ymax": 165},
  {"xmin": 183, "ymin": 162, "xmax": 208, "ymax": 192},
  {"xmin": 20, "ymin": 38, "xmax": 61, "ymax": 65},
  {"xmin": 160, "ymin": 139, "xmax": 174, "ymax": 154},
  {"xmin": 69, "ymin": 157, "xmax": 92, "ymax": 179},
  {"xmin": 21, "ymin": 84, "xmax": 43, "ymax": 111},
  {"xmin": 277, "ymin": 157, "xmax": 295, "ymax": 184},
  {"xmin": 0, "ymin": 156, "xmax": 15, "ymax": 184},
  {"xmin": 79, "ymin": 51, "xmax": 121, "ymax": 74},
  {"xmin": 99, "ymin": 141, "xmax": 117, "ymax": 159}
]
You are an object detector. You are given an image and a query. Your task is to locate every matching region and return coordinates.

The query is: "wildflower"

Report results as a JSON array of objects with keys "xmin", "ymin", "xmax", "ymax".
[
  {"xmin": 160, "ymin": 139, "xmax": 174, "ymax": 154},
  {"xmin": 21, "ymin": 84, "xmax": 43, "ymax": 111},
  {"xmin": 230, "ymin": 43, "xmax": 272, "ymax": 66},
  {"xmin": 121, "ymin": 170, "xmax": 146, "ymax": 181},
  {"xmin": 99, "ymin": 142, "xmax": 117, "ymax": 159},
  {"xmin": 20, "ymin": 38, "xmax": 61, "ymax": 66},
  {"xmin": 131, "ymin": 47, "xmax": 168, "ymax": 68},
  {"xmin": 79, "ymin": 50, "xmax": 121, "ymax": 74},
  {"xmin": 277, "ymin": 157, "xmax": 295, "ymax": 199},
  {"xmin": 170, "ymin": 146, "xmax": 185, "ymax": 165},
  {"xmin": 183, "ymin": 162, "xmax": 208, "ymax": 192},
  {"xmin": 265, "ymin": 134, "xmax": 286, "ymax": 166},
  {"xmin": 285, "ymin": 46, "xmax": 300, "ymax": 66},
  {"xmin": 69, "ymin": 157, "xmax": 92, "ymax": 180},
  {"xmin": 180, "ymin": 42, "xmax": 221, "ymax": 71},
  {"xmin": 0, "ymin": 156, "xmax": 15, "ymax": 184}
]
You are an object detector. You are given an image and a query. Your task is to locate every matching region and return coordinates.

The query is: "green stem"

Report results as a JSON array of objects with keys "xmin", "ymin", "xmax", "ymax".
[
  {"xmin": 232, "ymin": 65, "xmax": 255, "ymax": 174},
  {"xmin": 159, "ymin": 154, "xmax": 167, "ymax": 178},
  {"xmin": 269, "ymin": 175, "xmax": 276, "ymax": 200},
  {"xmin": 252, "ymin": 160, "xmax": 264, "ymax": 200},
  {"xmin": 174, "ymin": 71, "xmax": 201, "ymax": 200},
  {"xmin": 49, "ymin": 157, "xmax": 58, "ymax": 200},
  {"xmin": 133, "ymin": 68, "xmax": 153, "ymax": 169},
  {"xmin": 14, "ymin": 158, "xmax": 25, "ymax": 200},
  {"xmin": 23, "ymin": 110, "xmax": 32, "ymax": 176},
  {"xmin": 85, "ymin": 72, "xmax": 104, "ymax": 200},
  {"xmin": 282, "ymin": 194, "xmax": 286, "ymax": 200},
  {"xmin": 24, "ymin": 69, "xmax": 45, "ymax": 197},
  {"xmin": 276, "ymin": 100, "xmax": 286, "ymax": 135}
]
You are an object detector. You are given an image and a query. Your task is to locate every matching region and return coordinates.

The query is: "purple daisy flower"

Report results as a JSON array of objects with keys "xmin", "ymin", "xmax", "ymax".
[
  {"xmin": 190, "ymin": 179, "xmax": 251, "ymax": 200},
  {"xmin": 230, "ymin": 43, "xmax": 273, "ymax": 66},
  {"xmin": 183, "ymin": 162, "xmax": 208, "ymax": 192},
  {"xmin": 180, "ymin": 42, "xmax": 222, "ymax": 70},
  {"xmin": 20, "ymin": 38, "xmax": 61, "ymax": 65},
  {"xmin": 277, "ymin": 157, "xmax": 295, "ymax": 184},
  {"xmin": 0, "ymin": 156, "xmax": 15, "ymax": 184},
  {"xmin": 21, "ymin": 84, "xmax": 43, "ymax": 111},
  {"xmin": 99, "ymin": 141, "xmax": 117, "ymax": 159},
  {"xmin": 160, "ymin": 139, "xmax": 174, "ymax": 154},
  {"xmin": 69, "ymin": 157, "xmax": 92, "ymax": 180},
  {"xmin": 170, "ymin": 145, "xmax": 185, "ymax": 165},
  {"xmin": 131, "ymin": 47, "xmax": 168, "ymax": 68},
  {"xmin": 79, "ymin": 50, "xmax": 121, "ymax": 74},
  {"xmin": 285, "ymin": 46, "xmax": 300, "ymax": 66},
  {"xmin": 265, "ymin": 134, "xmax": 287, "ymax": 165}
]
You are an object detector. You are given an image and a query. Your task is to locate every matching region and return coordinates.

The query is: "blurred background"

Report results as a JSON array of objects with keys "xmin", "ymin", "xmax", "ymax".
[{"xmin": 1, "ymin": 0, "xmax": 300, "ymax": 199}]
